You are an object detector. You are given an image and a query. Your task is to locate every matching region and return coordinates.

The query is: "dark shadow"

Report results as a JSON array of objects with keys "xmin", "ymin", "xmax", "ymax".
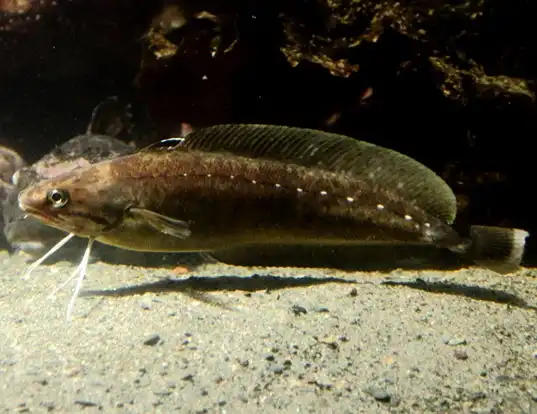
[
  {"xmin": 381, "ymin": 278, "xmax": 537, "ymax": 310},
  {"xmin": 210, "ymin": 244, "xmax": 467, "ymax": 272},
  {"xmin": 6, "ymin": 241, "xmax": 470, "ymax": 272},
  {"xmin": 81, "ymin": 274, "xmax": 356, "ymax": 297},
  {"xmin": 82, "ymin": 271, "xmax": 535, "ymax": 310},
  {"xmin": 0, "ymin": 235, "xmax": 13, "ymax": 253}
]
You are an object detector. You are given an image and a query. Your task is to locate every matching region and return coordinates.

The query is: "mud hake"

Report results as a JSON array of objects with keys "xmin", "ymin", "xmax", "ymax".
[{"xmin": 17, "ymin": 124, "xmax": 529, "ymax": 317}]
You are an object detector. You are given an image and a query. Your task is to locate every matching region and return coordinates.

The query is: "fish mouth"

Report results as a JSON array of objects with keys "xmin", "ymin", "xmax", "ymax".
[
  {"xmin": 19, "ymin": 203, "xmax": 115, "ymax": 238},
  {"xmin": 19, "ymin": 205, "xmax": 63, "ymax": 227}
]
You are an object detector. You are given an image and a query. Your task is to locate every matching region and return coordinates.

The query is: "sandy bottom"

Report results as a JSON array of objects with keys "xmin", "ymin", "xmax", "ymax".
[{"xmin": 0, "ymin": 250, "xmax": 536, "ymax": 413}]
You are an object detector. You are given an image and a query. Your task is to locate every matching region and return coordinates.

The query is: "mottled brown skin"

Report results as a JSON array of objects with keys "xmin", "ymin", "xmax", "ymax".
[
  {"xmin": 18, "ymin": 149, "xmax": 463, "ymax": 253},
  {"xmin": 0, "ymin": 145, "xmax": 25, "ymax": 183}
]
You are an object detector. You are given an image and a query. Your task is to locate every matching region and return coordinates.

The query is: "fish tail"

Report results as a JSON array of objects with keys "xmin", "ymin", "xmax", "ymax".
[{"xmin": 457, "ymin": 225, "xmax": 529, "ymax": 274}]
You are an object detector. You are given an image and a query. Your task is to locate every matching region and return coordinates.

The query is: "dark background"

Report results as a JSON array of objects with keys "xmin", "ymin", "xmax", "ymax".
[{"xmin": 1, "ymin": 0, "xmax": 536, "ymax": 264}]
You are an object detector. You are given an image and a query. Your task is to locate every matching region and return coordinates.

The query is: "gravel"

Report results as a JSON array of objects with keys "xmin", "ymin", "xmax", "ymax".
[{"xmin": 0, "ymin": 250, "xmax": 536, "ymax": 413}]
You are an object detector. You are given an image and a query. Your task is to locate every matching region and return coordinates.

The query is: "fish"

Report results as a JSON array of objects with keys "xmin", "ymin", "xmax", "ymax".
[
  {"xmin": 0, "ymin": 145, "xmax": 27, "ymax": 248},
  {"xmin": 0, "ymin": 145, "xmax": 26, "ymax": 208},
  {"xmin": 3, "ymin": 134, "xmax": 136, "ymax": 258},
  {"xmin": 0, "ymin": 145, "xmax": 26, "ymax": 184},
  {"xmin": 17, "ymin": 124, "xmax": 529, "ymax": 318},
  {"xmin": 2, "ymin": 96, "xmax": 138, "ymax": 258}
]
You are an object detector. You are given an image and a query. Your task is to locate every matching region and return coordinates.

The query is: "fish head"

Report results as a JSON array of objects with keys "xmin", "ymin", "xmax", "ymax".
[
  {"xmin": 17, "ymin": 166, "xmax": 125, "ymax": 238},
  {"xmin": 7, "ymin": 135, "xmax": 136, "ymax": 252}
]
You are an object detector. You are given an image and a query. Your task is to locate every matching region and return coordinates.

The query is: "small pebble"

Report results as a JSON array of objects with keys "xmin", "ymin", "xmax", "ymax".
[
  {"xmin": 320, "ymin": 339, "xmax": 339, "ymax": 350},
  {"xmin": 528, "ymin": 388, "xmax": 537, "ymax": 402},
  {"xmin": 153, "ymin": 390, "xmax": 172, "ymax": 397},
  {"xmin": 291, "ymin": 305, "xmax": 307, "ymax": 315},
  {"xmin": 469, "ymin": 391, "xmax": 486, "ymax": 401},
  {"xmin": 15, "ymin": 403, "xmax": 29, "ymax": 413},
  {"xmin": 349, "ymin": 288, "xmax": 358, "ymax": 297},
  {"xmin": 443, "ymin": 337, "xmax": 467, "ymax": 346},
  {"xmin": 270, "ymin": 364, "xmax": 285, "ymax": 374},
  {"xmin": 140, "ymin": 301, "xmax": 152, "ymax": 310},
  {"xmin": 172, "ymin": 266, "xmax": 189, "ymax": 274},
  {"xmin": 496, "ymin": 375, "xmax": 511, "ymax": 383},
  {"xmin": 39, "ymin": 401, "xmax": 55, "ymax": 411},
  {"xmin": 74, "ymin": 400, "xmax": 98, "ymax": 407},
  {"xmin": 364, "ymin": 386, "xmax": 392, "ymax": 402},
  {"xmin": 453, "ymin": 349, "xmax": 468, "ymax": 360},
  {"xmin": 143, "ymin": 334, "xmax": 161, "ymax": 346}
]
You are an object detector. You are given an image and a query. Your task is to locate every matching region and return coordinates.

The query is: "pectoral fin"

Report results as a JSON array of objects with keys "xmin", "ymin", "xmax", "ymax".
[{"xmin": 129, "ymin": 208, "xmax": 192, "ymax": 239}]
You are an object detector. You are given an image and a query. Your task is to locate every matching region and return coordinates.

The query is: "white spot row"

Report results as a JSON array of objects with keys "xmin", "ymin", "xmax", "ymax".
[{"xmin": 180, "ymin": 173, "xmax": 432, "ymax": 229}]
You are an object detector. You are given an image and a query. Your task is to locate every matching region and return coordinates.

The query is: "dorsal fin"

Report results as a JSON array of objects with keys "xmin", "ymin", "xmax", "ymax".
[
  {"xmin": 146, "ymin": 124, "xmax": 458, "ymax": 224},
  {"xmin": 87, "ymin": 96, "xmax": 134, "ymax": 138},
  {"xmin": 141, "ymin": 137, "xmax": 186, "ymax": 151}
]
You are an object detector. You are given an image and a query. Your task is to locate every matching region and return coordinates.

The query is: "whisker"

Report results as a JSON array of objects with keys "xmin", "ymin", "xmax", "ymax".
[
  {"xmin": 46, "ymin": 260, "xmax": 84, "ymax": 300},
  {"xmin": 66, "ymin": 237, "xmax": 95, "ymax": 320},
  {"xmin": 22, "ymin": 233, "xmax": 76, "ymax": 280}
]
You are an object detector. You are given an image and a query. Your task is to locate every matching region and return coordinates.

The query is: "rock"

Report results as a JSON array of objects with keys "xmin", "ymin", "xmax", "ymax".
[
  {"xmin": 443, "ymin": 337, "xmax": 468, "ymax": 346},
  {"xmin": 291, "ymin": 304, "xmax": 307, "ymax": 315},
  {"xmin": 143, "ymin": 334, "xmax": 161, "ymax": 346},
  {"xmin": 364, "ymin": 386, "xmax": 392, "ymax": 403},
  {"xmin": 453, "ymin": 349, "xmax": 469, "ymax": 360}
]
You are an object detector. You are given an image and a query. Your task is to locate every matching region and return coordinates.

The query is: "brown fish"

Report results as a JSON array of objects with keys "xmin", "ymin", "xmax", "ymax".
[
  {"xmin": 1, "ymin": 95, "xmax": 141, "ymax": 259},
  {"xmin": 17, "ymin": 124, "xmax": 529, "ymax": 317}
]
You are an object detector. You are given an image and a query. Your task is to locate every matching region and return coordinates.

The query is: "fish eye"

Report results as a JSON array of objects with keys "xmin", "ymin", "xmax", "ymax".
[{"xmin": 46, "ymin": 189, "xmax": 70, "ymax": 208}]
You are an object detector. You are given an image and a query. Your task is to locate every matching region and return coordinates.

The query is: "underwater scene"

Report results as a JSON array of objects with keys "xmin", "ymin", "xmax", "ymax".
[{"xmin": 0, "ymin": 1, "xmax": 536, "ymax": 413}]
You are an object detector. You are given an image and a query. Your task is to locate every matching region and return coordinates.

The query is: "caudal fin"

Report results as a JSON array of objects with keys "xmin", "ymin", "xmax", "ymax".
[{"xmin": 466, "ymin": 225, "xmax": 529, "ymax": 274}]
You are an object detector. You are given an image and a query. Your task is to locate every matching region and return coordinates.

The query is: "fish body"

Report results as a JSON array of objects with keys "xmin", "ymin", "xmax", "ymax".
[
  {"xmin": 23, "ymin": 150, "xmax": 456, "ymax": 252},
  {"xmin": 0, "ymin": 145, "xmax": 27, "ymax": 248},
  {"xmin": 18, "ymin": 124, "xmax": 528, "ymax": 274},
  {"xmin": 0, "ymin": 145, "xmax": 26, "ymax": 184},
  {"xmin": 0, "ymin": 145, "xmax": 26, "ymax": 207}
]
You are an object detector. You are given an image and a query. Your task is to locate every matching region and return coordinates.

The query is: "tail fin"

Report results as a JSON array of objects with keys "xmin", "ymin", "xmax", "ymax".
[{"xmin": 465, "ymin": 225, "xmax": 529, "ymax": 274}]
